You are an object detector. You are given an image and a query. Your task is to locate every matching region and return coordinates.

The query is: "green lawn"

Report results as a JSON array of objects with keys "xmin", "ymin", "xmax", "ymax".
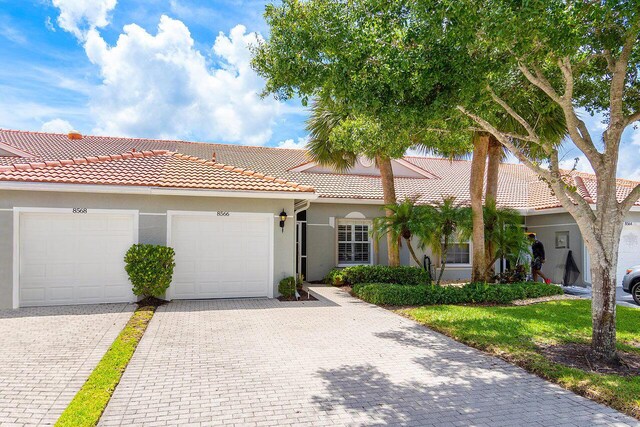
[
  {"xmin": 401, "ymin": 299, "xmax": 640, "ymax": 419},
  {"xmin": 55, "ymin": 304, "xmax": 157, "ymax": 427}
]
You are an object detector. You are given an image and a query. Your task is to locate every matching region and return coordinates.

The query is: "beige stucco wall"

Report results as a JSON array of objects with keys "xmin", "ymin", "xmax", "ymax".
[
  {"xmin": 0, "ymin": 189, "xmax": 296, "ymax": 308},
  {"xmin": 524, "ymin": 213, "xmax": 585, "ymax": 284},
  {"xmin": 305, "ymin": 202, "xmax": 414, "ymax": 281},
  {"xmin": 305, "ymin": 202, "xmax": 475, "ymax": 283},
  {"xmin": 525, "ymin": 211, "xmax": 640, "ymax": 285}
]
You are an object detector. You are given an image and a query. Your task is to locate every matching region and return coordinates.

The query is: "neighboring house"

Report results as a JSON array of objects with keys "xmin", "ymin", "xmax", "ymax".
[{"xmin": 0, "ymin": 129, "xmax": 638, "ymax": 308}]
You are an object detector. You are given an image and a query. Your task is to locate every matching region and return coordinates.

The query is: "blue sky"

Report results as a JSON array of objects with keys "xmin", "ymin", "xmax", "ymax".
[
  {"xmin": 0, "ymin": 0, "xmax": 308, "ymax": 148},
  {"xmin": 0, "ymin": 0, "xmax": 638, "ymax": 178}
]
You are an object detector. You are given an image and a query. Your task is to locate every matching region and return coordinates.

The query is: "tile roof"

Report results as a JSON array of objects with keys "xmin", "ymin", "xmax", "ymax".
[
  {"xmin": 0, "ymin": 148, "xmax": 312, "ymax": 193},
  {"xmin": 0, "ymin": 129, "xmax": 638, "ymax": 209}
]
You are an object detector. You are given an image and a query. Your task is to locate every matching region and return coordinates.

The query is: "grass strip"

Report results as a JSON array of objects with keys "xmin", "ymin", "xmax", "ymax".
[
  {"xmin": 401, "ymin": 300, "xmax": 640, "ymax": 419},
  {"xmin": 56, "ymin": 302, "xmax": 158, "ymax": 427}
]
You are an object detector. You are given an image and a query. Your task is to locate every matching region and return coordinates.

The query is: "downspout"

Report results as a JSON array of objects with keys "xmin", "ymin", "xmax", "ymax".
[{"xmin": 293, "ymin": 200, "xmax": 311, "ymax": 300}]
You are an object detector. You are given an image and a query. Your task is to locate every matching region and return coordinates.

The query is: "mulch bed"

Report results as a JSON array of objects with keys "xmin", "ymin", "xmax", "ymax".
[
  {"xmin": 540, "ymin": 343, "xmax": 640, "ymax": 377},
  {"xmin": 277, "ymin": 289, "xmax": 318, "ymax": 302},
  {"xmin": 137, "ymin": 296, "xmax": 168, "ymax": 309},
  {"xmin": 512, "ymin": 293, "xmax": 580, "ymax": 306}
]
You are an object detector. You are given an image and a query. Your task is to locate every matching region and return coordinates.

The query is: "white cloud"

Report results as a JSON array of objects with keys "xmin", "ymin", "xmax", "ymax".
[
  {"xmin": 41, "ymin": 119, "xmax": 74, "ymax": 133},
  {"xmin": 83, "ymin": 16, "xmax": 281, "ymax": 144},
  {"xmin": 52, "ymin": 0, "xmax": 117, "ymax": 39},
  {"xmin": 277, "ymin": 137, "xmax": 308, "ymax": 149},
  {"xmin": 0, "ymin": 22, "xmax": 28, "ymax": 45},
  {"xmin": 45, "ymin": 16, "xmax": 56, "ymax": 32}
]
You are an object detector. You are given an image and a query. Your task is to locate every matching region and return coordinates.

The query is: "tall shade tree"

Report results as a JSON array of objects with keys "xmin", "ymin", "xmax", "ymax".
[
  {"xmin": 251, "ymin": 0, "xmax": 637, "ymax": 361},
  {"xmin": 450, "ymin": 0, "xmax": 640, "ymax": 361}
]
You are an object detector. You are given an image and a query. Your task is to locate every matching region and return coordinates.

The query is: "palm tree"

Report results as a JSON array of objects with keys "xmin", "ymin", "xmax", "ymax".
[
  {"xmin": 417, "ymin": 98, "xmax": 566, "ymax": 282},
  {"xmin": 469, "ymin": 133, "xmax": 489, "ymax": 282},
  {"xmin": 306, "ymin": 97, "xmax": 401, "ymax": 266},
  {"xmin": 372, "ymin": 198, "xmax": 424, "ymax": 267},
  {"xmin": 482, "ymin": 199, "xmax": 530, "ymax": 277},
  {"xmin": 417, "ymin": 197, "xmax": 472, "ymax": 285}
]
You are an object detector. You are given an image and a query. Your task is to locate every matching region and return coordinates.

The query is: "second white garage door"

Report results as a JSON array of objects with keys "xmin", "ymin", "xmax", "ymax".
[
  {"xmin": 168, "ymin": 212, "xmax": 273, "ymax": 299},
  {"xmin": 617, "ymin": 223, "xmax": 640, "ymax": 285}
]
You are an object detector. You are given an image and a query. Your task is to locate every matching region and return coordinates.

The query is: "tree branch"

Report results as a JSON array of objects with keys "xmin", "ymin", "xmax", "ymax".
[
  {"xmin": 486, "ymin": 85, "xmax": 540, "ymax": 143},
  {"xmin": 456, "ymin": 106, "xmax": 552, "ymax": 179},
  {"xmin": 548, "ymin": 150, "xmax": 596, "ymax": 223},
  {"xmin": 557, "ymin": 57, "xmax": 574, "ymax": 100},
  {"xmin": 602, "ymin": 49, "xmax": 616, "ymax": 73},
  {"xmin": 624, "ymin": 110, "xmax": 640, "ymax": 128},
  {"xmin": 609, "ymin": 25, "xmax": 639, "ymax": 123},
  {"xmin": 518, "ymin": 58, "xmax": 604, "ymax": 172},
  {"xmin": 518, "ymin": 62, "xmax": 562, "ymax": 104},
  {"xmin": 457, "ymin": 105, "xmax": 598, "ymax": 229},
  {"xmin": 620, "ymin": 183, "xmax": 640, "ymax": 213}
]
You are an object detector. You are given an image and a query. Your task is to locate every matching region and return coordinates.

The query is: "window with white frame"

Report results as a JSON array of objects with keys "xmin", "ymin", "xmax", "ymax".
[
  {"xmin": 337, "ymin": 219, "xmax": 372, "ymax": 265},
  {"xmin": 442, "ymin": 242, "xmax": 471, "ymax": 265}
]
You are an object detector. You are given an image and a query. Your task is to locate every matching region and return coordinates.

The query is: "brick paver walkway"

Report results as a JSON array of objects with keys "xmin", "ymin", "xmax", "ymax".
[
  {"xmin": 100, "ymin": 287, "xmax": 638, "ymax": 426},
  {"xmin": 0, "ymin": 303, "xmax": 134, "ymax": 426}
]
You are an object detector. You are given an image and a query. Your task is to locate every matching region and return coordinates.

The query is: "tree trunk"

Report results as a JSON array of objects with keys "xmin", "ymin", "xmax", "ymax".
[
  {"xmin": 470, "ymin": 133, "xmax": 488, "ymax": 282},
  {"xmin": 484, "ymin": 136, "xmax": 502, "ymax": 279},
  {"xmin": 437, "ymin": 236, "xmax": 449, "ymax": 286},
  {"xmin": 377, "ymin": 155, "xmax": 400, "ymax": 266},
  {"xmin": 405, "ymin": 238, "xmax": 421, "ymax": 267},
  {"xmin": 590, "ymin": 261, "xmax": 618, "ymax": 362},
  {"xmin": 485, "ymin": 136, "xmax": 501, "ymax": 203}
]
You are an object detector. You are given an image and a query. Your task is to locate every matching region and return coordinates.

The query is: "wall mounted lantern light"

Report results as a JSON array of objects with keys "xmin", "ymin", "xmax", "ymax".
[{"xmin": 279, "ymin": 209, "xmax": 287, "ymax": 233}]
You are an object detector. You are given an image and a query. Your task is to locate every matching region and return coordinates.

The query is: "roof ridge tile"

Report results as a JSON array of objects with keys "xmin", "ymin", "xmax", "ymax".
[{"xmin": 0, "ymin": 150, "xmax": 171, "ymax": 173}]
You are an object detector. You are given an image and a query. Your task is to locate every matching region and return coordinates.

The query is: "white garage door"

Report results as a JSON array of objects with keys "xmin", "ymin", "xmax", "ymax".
[
  {"xmin": 617, "ymin": 223, "xmax": 640, "ymax": 285},
  {"xmin": 168, "ymin": 212, "xmax": 273, "ymax": 299},
  {"xmin": 18, "ymin": 209, "xmax": 137, "ymax": 307}
]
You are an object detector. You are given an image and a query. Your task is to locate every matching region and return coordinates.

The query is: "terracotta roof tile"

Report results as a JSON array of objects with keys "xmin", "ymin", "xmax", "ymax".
[
  {"xmin": 0, "ymin": 149, "xmax": 313, "ymax": 193},
  {"xmin": 0, "ymin": 129, "xmax": 637, "ymax": 208}
]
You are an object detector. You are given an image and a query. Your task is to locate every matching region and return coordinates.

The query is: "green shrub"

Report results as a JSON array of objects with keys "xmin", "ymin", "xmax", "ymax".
[
  {"xmin": 340, "ymin": 265, "xmax": 431, "ymax": 286},
  {"xmin": 352, "ymin": 281, "xmax": 563, "ymax": 306},
  {"xmin": 352, "ymin": 283, "xmax": 428, "ymax": 305},
  {"xmin": 124, "ymin": 244, "xmax": 175, "ymax": 298},
  {"xmin": 324, "ymin": 268, "xmax": 345, "ymax": 286},
  {"xmin": 279, "ymin": 277, "xmax": 296, "ymax": 298}
]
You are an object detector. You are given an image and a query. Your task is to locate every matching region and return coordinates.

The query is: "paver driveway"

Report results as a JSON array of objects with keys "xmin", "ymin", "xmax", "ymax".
[
  {"xmin": 0, "ymin": 303, "xmax": 134, "ymax": 426},
  {"xmin": 101, "ymin": 287, "xmax": 638, "ymax": 426}
]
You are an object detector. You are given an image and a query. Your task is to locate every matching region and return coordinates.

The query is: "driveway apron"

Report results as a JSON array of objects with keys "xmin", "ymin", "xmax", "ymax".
[
  {"xmin": 100, "ymin": 287, "xmax": 637, "ymax": 426},
  {"xmin": 0, "ymin": 303, "xmax": 134, "ymax": 426}
]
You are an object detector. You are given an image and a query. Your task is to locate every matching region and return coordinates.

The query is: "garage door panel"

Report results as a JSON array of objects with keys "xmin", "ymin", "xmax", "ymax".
[
  {"xmin": 170, "ymin": 213, "xmax": 272, "ymax": 299},
  {"xmin": 47, "ymin": 286, "xmax": 74, "ymax": 302},
  {"xmin": 21, "ymin": 287, "xmax": 46, "ymax": 302},
  {"xmin": 617, "ymin": 224, "xmax": 640, "ymax": 285},
  {"xmin": 48, "ymin": 263, "xmax": 75, "ymax": 280},
  {"xmin": 19, "ymin": 211, "xmax": 137, "ymax": 307}
]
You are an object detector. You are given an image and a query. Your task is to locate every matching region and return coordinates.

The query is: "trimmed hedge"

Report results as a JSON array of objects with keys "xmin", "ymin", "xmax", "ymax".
[
  {"xmin": 324, "ymin": 265, "xmax": 431, "ymax": 286},
  {"xmin": 352, "ymin": 282, "xmax": 563, "ymax": 306}
]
